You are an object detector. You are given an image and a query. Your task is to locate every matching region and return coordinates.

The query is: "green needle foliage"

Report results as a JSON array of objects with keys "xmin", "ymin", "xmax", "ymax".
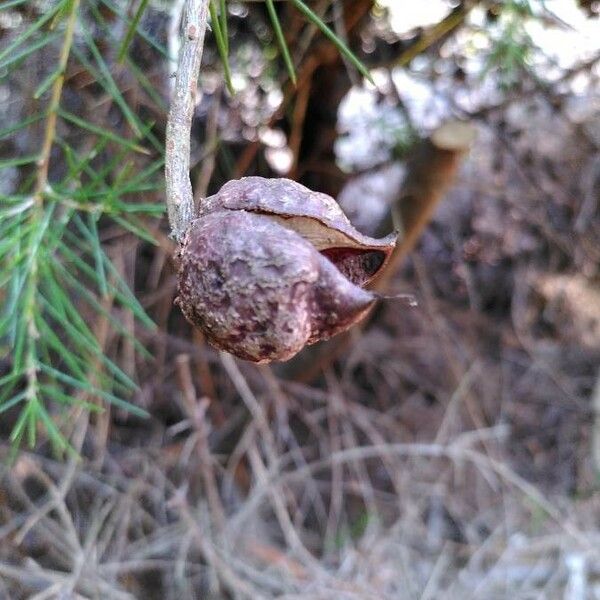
[
  {"xmin": 0, "ymin": 0, "xmax": 372, "ymax": 451},
  {"xmin": 290, "ymin": 0, "xmax": 374, "ymax": 84},
  {"xmin": 265, "ymin": 0, "xmax": 297, "ymax": 85},
  {"xmin": 210, "ymin": 0, "xmax": 235, "ymax": 94},
  {"xmin": 1, "ymin": 0, "xmax": 165, "ymax": 451},
  {"xmin": 206, "ymin": 0, "xmax": 372, "ymax": 92},
  {"xmin": 482, "ymin": 0, "xmax": 537, "ymax": 90},
  {"xmin": 117, "ymin": 0, "xmax": 151, "ymax": 63}
]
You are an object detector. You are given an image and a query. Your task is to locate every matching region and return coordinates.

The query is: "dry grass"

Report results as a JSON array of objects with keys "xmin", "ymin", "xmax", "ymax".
[
  {"xmin": 2, "ymin": 17, "xmax": 600, "ymax": 600},
  {"xmin": 1, "ymin": 218, "xmax": 598, "ymax": 598}
]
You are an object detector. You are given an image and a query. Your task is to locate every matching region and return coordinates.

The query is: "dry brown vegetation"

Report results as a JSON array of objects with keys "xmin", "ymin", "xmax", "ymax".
[{"xmin": 1, "ymin": 1, "xmax": 599, "ymax": 598}]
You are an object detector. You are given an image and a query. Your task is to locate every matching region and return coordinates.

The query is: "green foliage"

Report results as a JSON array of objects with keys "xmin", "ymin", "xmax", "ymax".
[
  {"xmin": 210, "ymin": 0, "xmax": 234, "ymax": 94},
  {"xmin": 117, "ymin": 0, "xmax": 150, "ymax": 63},
  {"xmin": 209, "ymin": 0, "xmax": 373, "ymax": 90},
  {"xmin": 290, "ymin": 0, "xmax": 374, "ymax": 84},
  {"xmin": 0, "ymin": 0, "xmax": 165, "ymax": 450},
  {"xmin": 327, "ymin": 510, "xmax": 379, "ymax": 552},
  {"xmin": 0, "ymin": 0, "xmax": 373, "ymax": 451},
  {"xmin": 482, "ymin": 0, "xmax": 537, "ymax": 90},
  {"xmin": 265, "ymin": 0, "xmax": 296, "ymax": 85}
]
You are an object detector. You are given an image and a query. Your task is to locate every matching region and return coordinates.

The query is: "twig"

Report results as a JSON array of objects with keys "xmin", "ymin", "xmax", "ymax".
[
  {"xmin": 288, "ymin": 77, "xmax": 312, "ymax": 178},
  {"xmin": 220, "ymin": 354, "xmax": 330, "ymax": 578},
  {"xmin": 233, "ymin": 438, "xmax": 594, "ymax": 554},
  {"xmin": 177, "ymin": 502, "xmax": 265, "ymax": 599},
  {"xmin": 194, "ymin": 86, "xmax": 221, "ymax": 203},
  {"xmin": 34, "ymin": 0, "xmax": 80, "ymax": 200},
  {"xmin": 174, "ymin": 353, "xmax": 226, "ymax": 529},
  {"xmin": 21, "ymin": 0, "xmax": 80, "ymax": 449},
  {"xmin": 165, "ymin": 0, "xmax": 210, "ymax": 242},
  {"xmin": 168, "ymin": 0, "xmax": 186, "ymax": 94},
  {"xmin": 374, "ymin": 1, "xmax": 474, "ymax": 70},
  {"xmin": 373, "ymin": 121, "xmax": 476, "ymax": 290}
]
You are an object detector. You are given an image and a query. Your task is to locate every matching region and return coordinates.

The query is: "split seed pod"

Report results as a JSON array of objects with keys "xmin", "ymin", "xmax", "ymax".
[{"xmin": 176, "ymin": 177, "xmax": 396, "ymax": 363}]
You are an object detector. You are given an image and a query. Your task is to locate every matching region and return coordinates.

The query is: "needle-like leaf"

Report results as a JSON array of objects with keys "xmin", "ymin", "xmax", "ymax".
[
  {"xmin": 265, "ymin": 0, "xmax": 297, "ymax": 85},
  {"xmin": 289, "ymin": 0, "xmax": 373, "ymax": 84}
]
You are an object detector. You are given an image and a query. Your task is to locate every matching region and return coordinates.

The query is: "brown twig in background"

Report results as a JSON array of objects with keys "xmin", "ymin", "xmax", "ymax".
[
  {"xmin": 165, "ymin": 0, "xmax": 210, "ymax": 241},
  {"xmin": 233, "ymin": 0, "xmax": 373, "ymax": 180},
  {"xmin": 288, "ymin": 77, "xmax": 313, "ymax": 178},
  {"xmin": 380, "ymin": 1, "xmax": 475, "ymax": 70},
  {"xmin": 34, "ymin": 0, "xmax": 80, "ymax": 202},
  {"xmin": 175, "ymin": 353, "xmax": 226, "ymax": 529},
  {"xmin": 194, "ymin": 86, "xmax": 222, "ymax": 203},
  {"xmin": 372, "ymin": 121, "xmax": 476, "ymax": 291}
]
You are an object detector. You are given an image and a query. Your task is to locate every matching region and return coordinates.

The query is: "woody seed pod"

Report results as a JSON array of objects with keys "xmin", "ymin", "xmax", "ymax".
[{"xmin": 176, "ymin": 177, "xmax": 396, "ymax": 363}]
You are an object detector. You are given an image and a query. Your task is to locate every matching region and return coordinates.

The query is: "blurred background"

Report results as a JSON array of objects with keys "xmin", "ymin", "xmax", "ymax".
[{"xmin": 1, "ymin": 0, "xmax": 599, "ymax": 598}]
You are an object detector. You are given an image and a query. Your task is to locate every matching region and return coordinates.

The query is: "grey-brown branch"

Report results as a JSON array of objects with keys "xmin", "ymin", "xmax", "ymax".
[{"xmin": 165, "ymin": 0, "xmax": 210, "ymax": 242}]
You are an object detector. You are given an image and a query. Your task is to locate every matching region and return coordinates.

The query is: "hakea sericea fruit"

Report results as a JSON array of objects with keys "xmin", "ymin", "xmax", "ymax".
[{"xmin": 176, "ymin": 177, "xmax": 396, "ymax": 363}]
